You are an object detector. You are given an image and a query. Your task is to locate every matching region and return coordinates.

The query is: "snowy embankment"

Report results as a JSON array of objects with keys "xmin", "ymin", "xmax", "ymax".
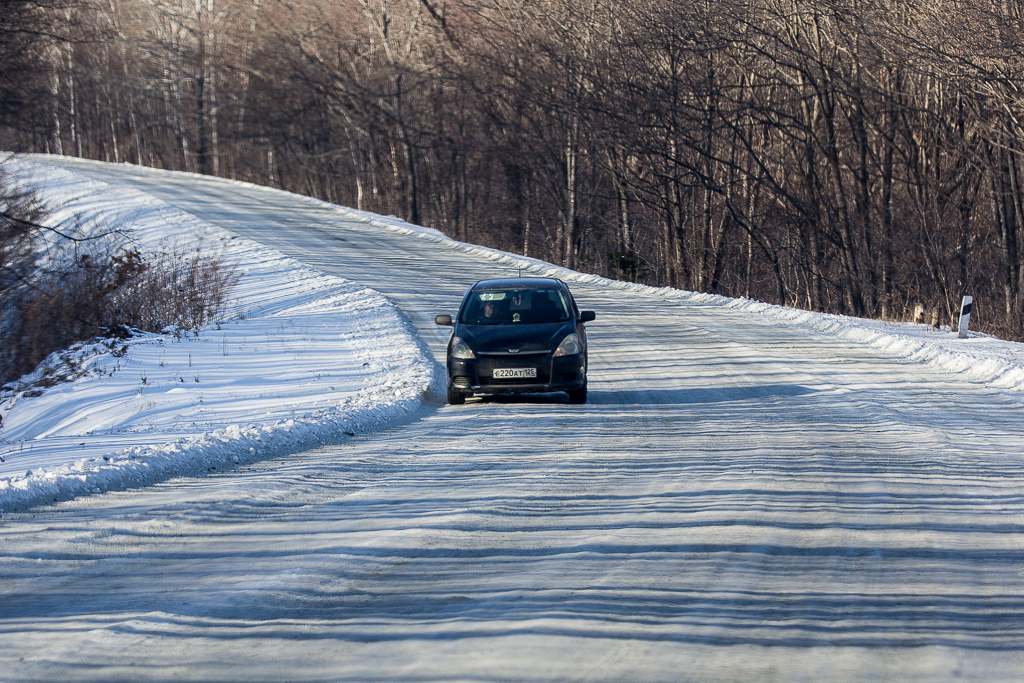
[
  {"xmin": 324, "ymin": 194, "xmax": 1024, "ymax": 393},
  {"xmin": 188, "ymin": 160, "xmax": 1023, "ymax": 393},
  {"xmin": 0, "ymin": 160, "xmax": 433, "ymax": 513}
]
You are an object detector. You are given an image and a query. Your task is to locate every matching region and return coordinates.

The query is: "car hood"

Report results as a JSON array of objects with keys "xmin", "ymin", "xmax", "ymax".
[{"xmin": 458, "ymin": 321, "xmax": 573, "ymax": 353}]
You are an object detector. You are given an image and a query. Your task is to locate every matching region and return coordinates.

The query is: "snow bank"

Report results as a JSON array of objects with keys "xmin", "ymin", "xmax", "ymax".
[
  {"xmin": 42, "ymin": 157, "xmax": 1020, "ymax": 395},
  {"xmin": 307, "ymin": 194, "xmax": 1024, "ymax": 394},
  {"xmin": 132, "ymin": 163, "xmax": 1021, "ymax": 394},
  {"xmin": 0, "ymin": 160, "xmax": 434, "ymax": 513}
]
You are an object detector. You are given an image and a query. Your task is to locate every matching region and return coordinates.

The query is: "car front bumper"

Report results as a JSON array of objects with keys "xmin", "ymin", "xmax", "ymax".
[{"xmin": 448, "ymin": 352, "xmax": 586, "ymax": 394}]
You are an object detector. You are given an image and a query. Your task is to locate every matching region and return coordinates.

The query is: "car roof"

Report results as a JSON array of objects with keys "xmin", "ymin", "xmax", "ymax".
[{"xmin": 471, "ymin": 277, "xmax": 564, "ymax": 291}]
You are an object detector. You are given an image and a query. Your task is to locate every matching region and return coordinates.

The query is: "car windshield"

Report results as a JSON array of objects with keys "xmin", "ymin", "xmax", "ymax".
[{"xmin": 460, "ymin": 288, "xmax": 571, "ymax": 325}]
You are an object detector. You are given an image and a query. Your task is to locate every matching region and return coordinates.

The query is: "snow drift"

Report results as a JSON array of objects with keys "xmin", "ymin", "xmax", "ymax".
[{"xmin": 0, "ymin": 159, "xmax": 434, "ymax": 513}]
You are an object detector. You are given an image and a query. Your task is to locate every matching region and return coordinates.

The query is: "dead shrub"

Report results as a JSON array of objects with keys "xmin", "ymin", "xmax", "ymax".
[
  {"xmin": 0, "ymin": 166, "xmax": 47, "ymax": 386},
  {"xmin": 108, "ymin": 242, "xmax": 238, "ymax": 333},
  {"xmin": 1, "ymin": 170, "xmax": 239, "ymax": 386}
]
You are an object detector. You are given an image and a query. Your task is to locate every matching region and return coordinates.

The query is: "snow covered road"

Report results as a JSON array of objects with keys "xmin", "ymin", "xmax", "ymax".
[{"xmin": 3, "ymin": 157, "xmax": 1024, "ymax": 681}]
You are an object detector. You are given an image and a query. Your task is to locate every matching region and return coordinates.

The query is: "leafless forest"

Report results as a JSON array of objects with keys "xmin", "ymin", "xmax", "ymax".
[{"xmin": 4, "ymin": 0, "xmax": 1024, "ymax": 338}]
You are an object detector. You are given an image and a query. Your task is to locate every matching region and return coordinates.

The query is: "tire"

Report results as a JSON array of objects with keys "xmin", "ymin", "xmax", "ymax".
[
  {"xmin": 567, "ymin": 385, "xmax": 587, "ymax": 404},
  {"xmin": 447, "ymin": 386, "xmax": 466, "ymax": 405}
]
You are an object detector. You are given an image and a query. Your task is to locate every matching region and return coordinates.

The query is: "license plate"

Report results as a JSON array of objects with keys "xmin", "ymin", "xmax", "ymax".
[{"xmin": 493, "ymin": 367, "xmax": 537, "ymax": 379}]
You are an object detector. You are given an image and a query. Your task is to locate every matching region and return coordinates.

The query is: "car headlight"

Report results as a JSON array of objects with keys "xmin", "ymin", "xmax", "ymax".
[
  {"xmin": 553, "ymin": 333, "xmax": 581, "ymax": 356},
  {"xmin": 450, "ymin": 337, "xmax": 475, "ymax": 359}
]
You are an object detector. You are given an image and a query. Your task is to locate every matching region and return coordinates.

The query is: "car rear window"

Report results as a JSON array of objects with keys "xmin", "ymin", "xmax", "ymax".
[{"xmin": 460, "ymin": 288, "xmax": 571, "ymax": 324}]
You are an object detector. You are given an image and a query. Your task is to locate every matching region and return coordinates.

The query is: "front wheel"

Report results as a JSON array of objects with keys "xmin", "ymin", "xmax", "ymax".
[
  {"xmin": 567, "ymin": 386, "xmax": 587, "ymax": 404},
  {"xmin": 447, "ymin": 386, "xmax": 466, "ymax": 405}
]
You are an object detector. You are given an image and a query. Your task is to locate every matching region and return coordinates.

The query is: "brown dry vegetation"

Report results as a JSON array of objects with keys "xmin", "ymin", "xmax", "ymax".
[
  {"xmin": 0, "ymin": 167, "xmax": 236, "ymax": 385},
  {"xmin": 3, "ymin": 0, "xmax": 1024, "ymax": 339}
]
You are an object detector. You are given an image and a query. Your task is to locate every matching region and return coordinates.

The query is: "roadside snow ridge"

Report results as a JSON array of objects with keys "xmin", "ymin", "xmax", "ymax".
[{"xmin": 0, "ymin": 159, "xmax": 434, "ymax": 513}]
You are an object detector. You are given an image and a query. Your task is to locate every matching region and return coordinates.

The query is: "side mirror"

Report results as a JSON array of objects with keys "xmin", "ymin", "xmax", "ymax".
[
  {"xmin": 579, "ymin": 311, "xmax": 596, "ymax": 323},
  {"xmin": 435, "ymin": 314, "xmax": 453, "ymax": 326}
]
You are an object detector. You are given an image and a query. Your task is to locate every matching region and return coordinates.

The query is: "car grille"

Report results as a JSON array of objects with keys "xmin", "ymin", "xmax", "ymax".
[{"xmin": 477, "ymin": 350, "xmax": 549, "ymax": 357}]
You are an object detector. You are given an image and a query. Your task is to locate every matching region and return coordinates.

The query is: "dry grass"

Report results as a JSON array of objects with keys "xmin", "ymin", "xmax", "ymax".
[{"xmin": 1, "ymin": 170, "xmax": 238, "ymax": 386}]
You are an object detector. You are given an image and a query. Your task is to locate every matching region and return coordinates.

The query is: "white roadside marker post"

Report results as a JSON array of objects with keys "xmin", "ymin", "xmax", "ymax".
[{"xmin": 958, "ymin": 295, "xmax": 973, "ymax": 339}]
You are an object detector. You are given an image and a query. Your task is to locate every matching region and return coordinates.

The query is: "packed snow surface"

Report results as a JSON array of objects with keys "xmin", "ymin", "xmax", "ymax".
[
  {"xmin": 2, "ymin": 155, "xmax": 1024, "ymax": 682},
  {"xmin": 0, "ymin": 158, "xmax": 433, "ymax": 512}
]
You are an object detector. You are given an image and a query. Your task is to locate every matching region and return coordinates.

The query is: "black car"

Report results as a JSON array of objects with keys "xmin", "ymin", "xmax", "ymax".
[{"xmin": 435, "ymin": 278, "xmax": 595, "ymax": 405}]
